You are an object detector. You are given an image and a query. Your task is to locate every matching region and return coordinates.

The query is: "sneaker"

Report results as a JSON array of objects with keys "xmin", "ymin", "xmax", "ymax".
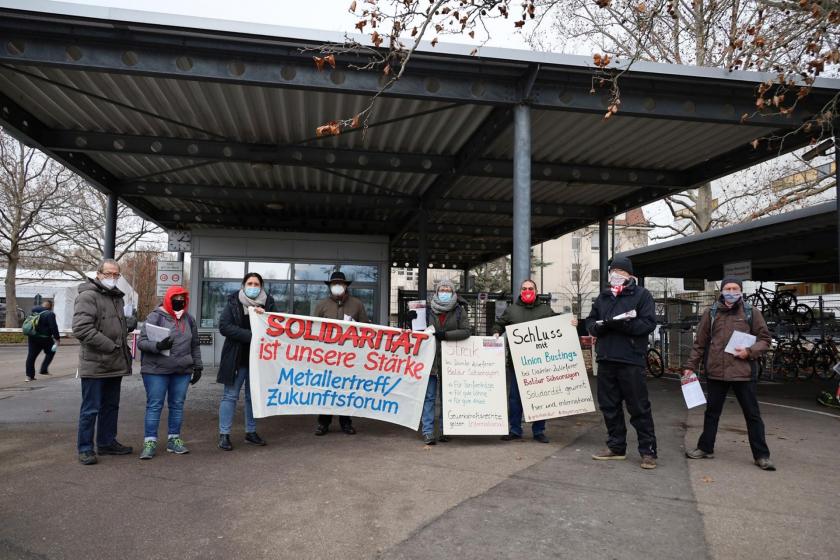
[
  {"xmin": 39, "ymin": 371, "xmax": 51, "ymax": 376},
  {"xmin": 24, "ymin": 376, "xmax": 33, "ymax": 383},
  {"xmin": 245, "ymin": 432, "xmax": 266, "ymax": 446},
  {"xmin": 218, "ymin": 433, "xmax": 233, "ymax": 451},
  {"xmin": 340, "ymin": 425, "xmax": 357, "ymax": 435},
  {"xmin": 533, "ymin": 433, "xmax": 550, "ymax": 444},
  {"xmin": 166, "ymin": 437, "xmax": 189, "ymax": 454},
  {"xmin": 437, "ymin": 435, "xmax": 450, "ymax": 443},
  {"xmin": 685, "ymin": 448, "xmax": 714, "ymax": 459},
  {"xmin": 139, "ymin": 440, "xmax": 157, "ymax": 460},
  {"xmin": 314, "ymin": 424, "xmax": 328, "ymax": 436},
  {"xmin": 500, "ymin": 433, "xmax": 523, "ymax": 441},
  {"xmin": 755, "ymin": 457, "xmax": 776, "ymax": 471},
  {"xmin": 78, "ymin": 451, "xmax": 97, "ymax": 465},
  {"xmin": 640, "ymin": 455, "xmax": 657, "ymax": 469},
  {"xmin": 591, "ymin": 448, "xmax": 626, "ymax": 460},
  {"xmin": 423, "ymin": 433, "xmax": 436, "ymax": 445},
  {"xmin": 98, "ymin": 441, "xmax": 133, "ymax": 455}
]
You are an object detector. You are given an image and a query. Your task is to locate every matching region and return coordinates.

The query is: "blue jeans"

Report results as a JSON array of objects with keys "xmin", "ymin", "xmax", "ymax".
[
  {"xmin": 507, "ymin": 366, "xmax": 545, "ymax": 437},
  {"xmin": 421, "ymin": 375, "xmax": 442, "ymax": 436},
  {"xmin": 142, "ymin": 373, "xmax": 191, "ymax": 439},
  {"xmin": 218, "ymin": 367, "xmax": 256, "ymax": 434},
  {"xmin": 77, "ymin": 376, "xmax": 123, "ymax": 453}
]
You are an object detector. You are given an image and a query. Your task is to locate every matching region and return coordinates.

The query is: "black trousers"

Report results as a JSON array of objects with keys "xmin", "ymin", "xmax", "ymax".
[
  {"xmin": 697, "ymin": 379, "xmax": 770, "ymax": 460},
  {"xmin": 26, "ymin": 337, "xmax": 55, "ymax": 377},
  {"xmin": 318, "ymin": 415, "xmax": 352, "ymax": 428},
  {"xmin": 596, "ymin": 361, "xmax": 657, "ymax": 457}
]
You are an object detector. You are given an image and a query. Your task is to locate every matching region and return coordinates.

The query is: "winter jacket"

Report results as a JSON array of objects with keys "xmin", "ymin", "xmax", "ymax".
[
  {"xmin": 685, "ymin": 298, "xmax": 771, "ymax": 381},
  {"xmin": 138, "ymin": 308, "xmax": 202, "ymax": 375},
  {"xmin": 313, "ymin": 295, "xmax": 370, "ymax": 323},
  {"xmin": 216, "ymin": 292, "xmax": 277, "ymax": 385},
  {"xmin": 428, "ymin": 303, "xmax": 471, "ymax": 375},
  {"xmin": 493, "ymin": 297, "xmax": 556, "ymax": 366},
  {"xmin": 585, "ymin": 282, "xmax": 656, "ymax": 367},
  {"xmin": 72, "ymin": 278, "xmax": 138, "ymax": 378},
  {"xmin": 31, "ymin": 306, "xmax": 60, "ymax": 340}
]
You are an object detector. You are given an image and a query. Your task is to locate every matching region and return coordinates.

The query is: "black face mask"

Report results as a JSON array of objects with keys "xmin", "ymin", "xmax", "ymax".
[{"xmin": 171, "ymin": 299, "xmax": 186, "ymax": 311}]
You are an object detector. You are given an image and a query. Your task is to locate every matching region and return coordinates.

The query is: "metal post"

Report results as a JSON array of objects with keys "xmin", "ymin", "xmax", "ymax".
[
  {"xmin": 611, "ymin": 218, "xmax": 616, "ymax": 258},
  {"xmin": 103, "ymin": 192, "xmax": 118, "ymax": 259},
  {"xmin": 461, "ymin": 268, "xmax": 468, "ymax": 293},
  {"xmin": 835, "ymin": 135, "xmax": 839, "ymax": 284},
  {"xmin": 177, "ymin": 252, "xmax": 184, "ymax": 262},
  {"xmin": 599, "ymin": 216, "xmax": 609, "ymax": 291},
  {"xmin": 417, "ymin": 208, "xmax": 428, "ymax": 301},
  {"xmin": 512, "ymin": 104, "xmax": 532, "ymax": 290}
]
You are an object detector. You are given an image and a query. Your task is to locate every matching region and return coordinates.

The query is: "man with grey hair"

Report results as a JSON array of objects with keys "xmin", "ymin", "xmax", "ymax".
[{"xmin": 72, "ymin": 258, "xmax": 137, "ymax": 465}]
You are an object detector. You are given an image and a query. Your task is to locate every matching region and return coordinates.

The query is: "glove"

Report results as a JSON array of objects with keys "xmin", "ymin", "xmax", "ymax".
[
  {"xmin": 433, "ymin": 330, "xmax": 446, "ymax": 341},
  {"xmin": 156, "ymin": 337, "xmax": 173, "ymax": 351},
  {"xmin": 190, "ymin": 367, "xmax": 202, "ymax": 385},
  {"xmin": 407, "ymin": 310, "xmax": 418, "ymax": 320}
]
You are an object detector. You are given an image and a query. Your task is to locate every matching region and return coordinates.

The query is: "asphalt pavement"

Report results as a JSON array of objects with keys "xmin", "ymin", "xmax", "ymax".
[{"xmin": 0, "ymin": 344, "xmax": 837, "ymax": 560}]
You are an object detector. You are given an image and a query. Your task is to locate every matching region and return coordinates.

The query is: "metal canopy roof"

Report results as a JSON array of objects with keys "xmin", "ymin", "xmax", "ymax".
[
  {"xmin": 1, "ymin": 1, "xmax": 839, "ymax": 269},
  {"xmin": 616, "ymin": 201, "xmax": 838, "ymax": 282}
]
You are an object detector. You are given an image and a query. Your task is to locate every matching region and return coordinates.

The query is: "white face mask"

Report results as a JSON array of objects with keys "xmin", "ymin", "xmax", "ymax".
[
  {"xmin": 100, "ymin": 277, "xmax": 117, "ymax": 289},
  {"xmin": 330, "ymin": 284, "xmax": 346, "ymax": 297},
  {"xmin": 608, "ymin": 272, "xmax": 627, "ymax": 287}
]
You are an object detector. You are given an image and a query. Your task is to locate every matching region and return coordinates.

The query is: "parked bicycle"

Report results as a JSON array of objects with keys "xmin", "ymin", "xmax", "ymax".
[
  {"xmin": 646, "ymin": 347, "xmax": 665, "ymax": 378},
  {"xmin": 746, "ymin": 282, "xmax": 798, "ymax": 317},
  {"xmin": 810, "ymin": 334, "xmax": 838, "ymax": 380}
]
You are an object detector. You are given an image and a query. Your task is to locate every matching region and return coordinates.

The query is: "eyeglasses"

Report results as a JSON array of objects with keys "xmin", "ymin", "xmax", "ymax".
[{"xmin": 100, "ymin": 272, "xmax": 121, "ymax": 279}]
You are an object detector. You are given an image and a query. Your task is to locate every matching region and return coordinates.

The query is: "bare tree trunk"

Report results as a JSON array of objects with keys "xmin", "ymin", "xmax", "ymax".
[
  {"xmin": 4, "ymin": 249, "xmax": 19, "ymax": 327},
  {"xmin": 695, "ymin": 182, "xmax": 714, "ymax": 233}
]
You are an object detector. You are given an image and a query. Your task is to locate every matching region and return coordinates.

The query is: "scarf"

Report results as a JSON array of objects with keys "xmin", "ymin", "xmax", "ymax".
[
  {"xmin": 238, "ymin": 288, "xmax": 267, "ymax": 314},
  {"xmin": 430, "ymin": 292, "xmax": 458, "ymax": 314},
  {"xmin": 610, "ymin": 284, "xmax": 624, "ymax": 298}
]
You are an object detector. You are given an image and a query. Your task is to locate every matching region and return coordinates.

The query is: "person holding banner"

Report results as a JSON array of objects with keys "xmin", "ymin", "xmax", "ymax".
[
  {"xmin": 585, "ymin": 256, "xmax": 658, "ymax": 469},
  {"xmin": 683, "ymin": 276, "xmax": 774, "ymax": 471},
  {"xmin": 416, "ymin": 279, "xmax": 471, "ymax": 445},
  {"xmin": 493, "ymin": 279, "xmax": 575, "ymax": 443},
  {"xmin": 313, "ymin": 271, "xmax": 370, "ymax": 436},
  {"xmin": 136, "ymin": 285, "xmax": 202, "ymax": 459},
  {"xmin": 216, "ymin": 272, "xmax": 276, "ymax": 451}
]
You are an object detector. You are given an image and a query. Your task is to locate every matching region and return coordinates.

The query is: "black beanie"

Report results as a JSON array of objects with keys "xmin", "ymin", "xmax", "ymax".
[
  {"xmin": 721, "ymin": 276, "xmax": 743, "ymax": 290},
  {"xmin": 608, "ymin": 256, "xmax": 634, "ymax": 275}
]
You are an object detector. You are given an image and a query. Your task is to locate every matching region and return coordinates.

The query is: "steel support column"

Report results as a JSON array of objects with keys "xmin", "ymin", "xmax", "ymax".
[
  {"xmin": 103, "ymin": 192, "xmax": 118, "ymax": 259},
  {"xmin": 599, "ymin": 217, "xmax": 610, "ymax": 291},
  {"xmin": 417, "ymin": 209, "xmax": 428, "ymax": 301},
  {"xmin": 835, "ymin": 135, "xmax": 839, "ymax": 283},
  {"xmin": 512, "ymin": 104, "xmax": 532, "ymax": 291}
]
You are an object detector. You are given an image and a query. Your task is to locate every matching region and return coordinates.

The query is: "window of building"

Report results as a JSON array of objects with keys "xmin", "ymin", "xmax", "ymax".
[
  {"xmin": 571, "ymin": 263, "xmax": 581, "ymax": 282},
  {"xmin": 591, "ymin": 234, "xmax": 600, "ymax": 250},
  {"xmin": 591, "ymin": 268, "xmax": 600, "ymax": 283},
  {"xmin": 571, "ymin": 232, "xmax": 582, "ymax": 253}
]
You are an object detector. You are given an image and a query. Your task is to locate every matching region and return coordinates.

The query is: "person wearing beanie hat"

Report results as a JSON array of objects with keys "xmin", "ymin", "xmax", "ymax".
[
  {"xmin": 313, "ymin": 270, "xmax": 371, "ymax": 436},
  {"xmin": 411, "ymin": 278, "xmax": 471, "ymax": 445},
  {"xmin": 684, "ymin": 276, "xmax": 774, "ymax": 471},
  {"xmin": 585, "ymin": 256, "xmax": 659, "ymax": 469},
  {"xmin": 137, "ymin": 285, "xmax": 203, "ymax": 459}
]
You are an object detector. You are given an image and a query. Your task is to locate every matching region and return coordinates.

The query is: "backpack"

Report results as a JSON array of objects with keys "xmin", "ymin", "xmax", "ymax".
[{"xmin": 22, "ymin": 311, "xmax": 46, "ymax": 337}]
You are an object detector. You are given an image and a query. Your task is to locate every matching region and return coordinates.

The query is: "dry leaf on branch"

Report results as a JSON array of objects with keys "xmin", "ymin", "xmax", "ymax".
[{"xmin": 313, "ymin": 56, "xmax": 325, "ymax": 71}]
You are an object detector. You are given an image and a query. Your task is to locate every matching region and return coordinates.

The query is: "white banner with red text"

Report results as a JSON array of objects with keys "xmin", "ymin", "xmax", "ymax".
[{"xmin": 248, "ymin": 311, "xmax": 436, "ymax": 429}]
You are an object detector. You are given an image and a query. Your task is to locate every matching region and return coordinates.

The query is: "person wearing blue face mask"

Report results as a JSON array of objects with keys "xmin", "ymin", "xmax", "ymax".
[
  {"xmin": 216, "ymin": 272, "xmax": 276, "ymax": 451},
  {"xmin": 415, "ymin": 279, "xmax": 471, "ymax": 445},
  {"xmin": 683, "ymin": 276, "xmax": 774, "ymax": 471}
]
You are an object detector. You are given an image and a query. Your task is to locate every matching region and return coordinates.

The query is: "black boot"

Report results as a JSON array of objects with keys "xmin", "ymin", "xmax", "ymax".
[
  {"xmin": 218, "ymin": 433, "xmax": 233, "ymax": 451},
  {"xmin": 245, "ymin": 432, "xmax": 266, "ymax": 446}
]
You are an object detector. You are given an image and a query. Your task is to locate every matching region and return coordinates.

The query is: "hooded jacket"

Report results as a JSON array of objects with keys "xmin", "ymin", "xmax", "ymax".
[
  {"xmin": 585, "ymin": 281, "xmax": 656, "ymax": 367},
  {"xmin": 72, "ymin": 277, "xmax": 138, "ymax": 378},
  {"xmin": 685, "ymin": 297, "xmax": 771, "ymax": 381},
  {"xmin": 138, "ymin": 285, "xmax": 202, "ymax": 375}
]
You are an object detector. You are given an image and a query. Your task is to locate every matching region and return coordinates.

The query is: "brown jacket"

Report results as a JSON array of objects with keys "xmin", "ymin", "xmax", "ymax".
[
  {"xmin": 313, "ymin": 294, "xmax": 370, "ymax": 323},
  {"xmin": 685, "ymin": 299, "xmax": 771, "ymax": 381},
  {"xmin": 72, "ymin": 278, "xmax": 137, "ymax": 378}
]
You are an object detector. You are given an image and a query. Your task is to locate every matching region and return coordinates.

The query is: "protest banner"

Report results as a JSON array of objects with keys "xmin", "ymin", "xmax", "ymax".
[
  {"xmin": 441, "ymin": 336, "xmax": 508, "ymax": 435},
  {"xmin": 248, "ymin": 311, "xmax": 436, "ymax": 429},
  {"xmin": 505, "ymin": 314, "xmax": 595, "ymax": 421}
]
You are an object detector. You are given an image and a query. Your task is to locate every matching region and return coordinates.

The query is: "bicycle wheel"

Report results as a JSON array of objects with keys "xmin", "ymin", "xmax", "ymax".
[
  {"xmin": 646, "ymin": 348, "xmax": 664, "ymax": 378},
  {"xmin": 810, "ymin": 342, "xmax": 837, "ymax": 380},
  {"xmin": 790, "ymin": 304, "xmax": 814, "ymax": 332},
  {"xmin": 745, "ymin": 293, "xmax": 766, "ymax": 312},
  {"xmin": 773, "ymin": 291, "xmax": 797, "ymax": 315},
  {"xmin": 773, "ymin": 341, "xmax": 799, "ymax": 381}
]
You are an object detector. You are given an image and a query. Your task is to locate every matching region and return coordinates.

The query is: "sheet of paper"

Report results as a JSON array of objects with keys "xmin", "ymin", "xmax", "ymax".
[
  {"xmin": 144, "ymin": 322, "xmax": 171, "ymax": 356},
  {"xmin": 612, "ymin": 309, "xmax": 637, "ymax": 321},
  {"xmin": 681, "ymin": 375, "xmax": 706, "ymax": 409},
  {"xmin": 724, "ymin": 330, "xmax": 756, "ymax": 355},
  {"xmin": 407, "ymin": 300, "xmax": 427, "ymax": 331},
  {"xmin": 343, "ymin": 314, "xmax": 354, "ymax": 322}
]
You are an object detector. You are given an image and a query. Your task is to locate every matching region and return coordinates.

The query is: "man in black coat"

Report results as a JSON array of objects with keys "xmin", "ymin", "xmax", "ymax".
[
  {"xmin": 25, "ymin": 300, "xmax": 61, "ymax": 382},
  {"xmin": 585, "ymin": 256, "xmax": 658, "ymax": 469}
]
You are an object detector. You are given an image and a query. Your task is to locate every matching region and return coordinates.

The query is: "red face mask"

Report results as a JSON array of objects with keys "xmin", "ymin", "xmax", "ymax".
[{"xmin": 520, "ymin": 290, "xmax": 536, "ymax": 304}]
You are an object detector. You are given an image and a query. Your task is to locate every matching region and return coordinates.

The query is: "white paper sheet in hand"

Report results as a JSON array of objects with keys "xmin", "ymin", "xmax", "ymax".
[
  {"xmin": 407, "ymin": 300, "xmax": 427, "ymax": 331},
  {"xmin": 724, "ymin": 330, "xmax": 756, "ymax": 355},
  {"xmin": 681, "ymin": 375, "xmax": 706, "ymax": 409},
  {"xmin": 144, "ymin": 323, "xmax": 171, "ymax": 356}
]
